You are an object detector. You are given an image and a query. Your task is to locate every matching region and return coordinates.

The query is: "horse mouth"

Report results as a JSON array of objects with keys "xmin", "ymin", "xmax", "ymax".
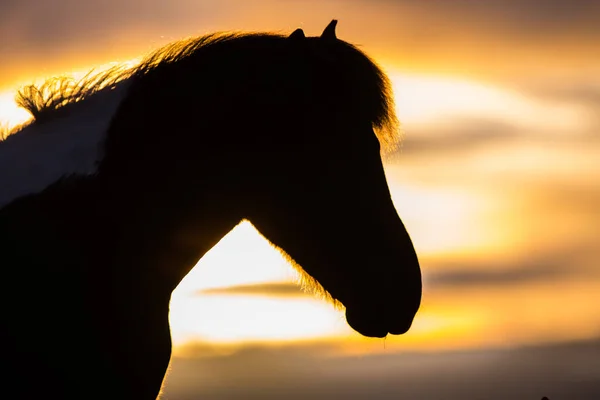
[{"xmin": 345, "ymin": 306, "xmax": 416, "ymax": 338}]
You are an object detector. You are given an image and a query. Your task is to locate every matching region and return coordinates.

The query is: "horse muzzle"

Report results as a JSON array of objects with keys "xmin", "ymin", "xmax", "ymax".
[{"xmin": 344, "ymin": 292, "xmax": 421, "ymax": 338}]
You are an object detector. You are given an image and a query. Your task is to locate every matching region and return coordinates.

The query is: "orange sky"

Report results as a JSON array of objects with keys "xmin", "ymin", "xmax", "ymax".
[
  {"xmin": 2, "ymin": 0, "xmax": 599, "ymax": 86},
  {"xmin": 1, "ymin": 1, "xmax": 599, "ymax": 398}
]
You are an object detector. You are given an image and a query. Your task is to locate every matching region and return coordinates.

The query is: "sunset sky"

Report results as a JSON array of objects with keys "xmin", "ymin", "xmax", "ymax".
[{"xmin": 1, "ymin": 0, "xmax": 599, "ymax": 398}]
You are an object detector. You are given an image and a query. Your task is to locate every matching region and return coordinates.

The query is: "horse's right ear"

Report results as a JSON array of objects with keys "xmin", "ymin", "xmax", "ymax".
[
  {"xmin": 288, "ymin": 28, "xmax": 306, "ymax": 40},
  {"xmin": 321, "ymin": 20, "xmax": 338, "ymax": 41}
]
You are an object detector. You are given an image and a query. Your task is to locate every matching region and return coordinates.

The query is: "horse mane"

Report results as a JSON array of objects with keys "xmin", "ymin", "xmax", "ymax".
[
  {"xmin": 11, "ymin": 34, "xmax": 241, "ymax": 126},
  {"xmin": 6, "ymin": 30, "xmax": 400, "ymax": 151},
  {"xmin": 14, "ymin": 65, "xmax": 133, "ymax": 124}
]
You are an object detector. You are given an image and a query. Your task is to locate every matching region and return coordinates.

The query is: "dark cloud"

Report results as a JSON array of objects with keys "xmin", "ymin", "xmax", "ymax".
[
  {"xmin": 372, "ymin": 0, "xmax": 600, "ymax": 34},
  {"xmin": 523, "ymin": 83, "xmax": 600, "ymax": 108},
  {"xmin": 0, "ymin": 0, "xmax": 230, "ymax": 84},
  {"xmin": 197, "ymin": 282, "xmax": 311, "ymax": 298},
  {"xmin": 396, "ymin": 118, "xmax": 519, "ymax": 156},
  {"xmin": 6, "ymin": 0, "xmax": 597, "ymax": 47},
  {"xmin": 0, "ymin": 0, "xmax": 220, "ymax": 49},
  {"xmin": 394, "ymin": 121, "xmax": 597, "ymax": 158},
  {"xmin": 513, "ymin": 81, "xmax": 600, "ymax": 133},
  {"xmin": 426, "ymin": 262, "xmax": 566, "ymax": 289},
  {"xmin": 162, "ymin": 337, "xmax": 600, "ymax": 399},
  {"xmin": 394, "ymin": 106, "xmax": 599, "ymax": 158},
  {"xmin": 390, "ymin": 73, "xmax": 600, "ymax": 161},
  {"xmin": 425, "ymin": 244, "xmax": 600, "ymax": 289}
]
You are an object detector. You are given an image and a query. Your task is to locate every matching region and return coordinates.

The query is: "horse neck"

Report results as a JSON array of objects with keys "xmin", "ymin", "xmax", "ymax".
[
  {"xmin": 91, "ymin": 72, "xmax": 252, "ymax": 291},
  {"xmin": 93, "ymin": 164, "xmax": 243, "ymax": 293}
]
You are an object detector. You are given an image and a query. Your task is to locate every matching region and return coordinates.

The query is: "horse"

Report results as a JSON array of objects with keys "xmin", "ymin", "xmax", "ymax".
[{"xmin": 0, "ymin": 21, "xmax": 421, "ymax": 399}]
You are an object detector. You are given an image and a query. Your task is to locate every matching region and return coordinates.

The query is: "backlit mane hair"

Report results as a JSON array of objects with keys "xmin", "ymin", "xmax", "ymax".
[{"xmin": 8, "ymin": 31, "xmax": 400, "ymax": 151}]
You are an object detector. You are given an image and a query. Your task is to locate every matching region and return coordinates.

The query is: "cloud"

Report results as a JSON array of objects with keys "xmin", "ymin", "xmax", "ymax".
[
  {"xmin": 425, "ymin": 243, "xmax": 600, "ymax": 289},
  {"xmin": 197, "ymin": 282, "xmax": 311, "ymax": 298},
  {"xmin": 393, "ymin": 88, "xmax": 600, "ymax": 157},
  {"xmin": 426, "ymin": 262, "xmax": 566, "ymax": 289},
  {"xmin": 162, "ymin": 337, "xmax": 600, "ymax": 399},
  {"xmin": 372, "ymin": 0, "xmax": 600, "ymax": 34},
  {"xmin": 0, "ymin": 0, "xmax": 222, "ymax": 49},
  {"xmin": 394, "ymin": 120, "xmax": 598, "ymax": 159},
  {"xmin": 416, "ymin": 175, "xmax": 600, "ymax": 289},
  {"xmin": 396, "ymin": 118, "xmax": 519, "ymax": 156},
  {"xmin": 0, "ymin": 0, "xmax": 231, "ymax": 84},
  {"xmin": 523, "ymin": 82, "xmax": 600, "ymax": 107},
  {"xmin": 515, "ymin": 81, "xmax": 600, "ymax": 134}
]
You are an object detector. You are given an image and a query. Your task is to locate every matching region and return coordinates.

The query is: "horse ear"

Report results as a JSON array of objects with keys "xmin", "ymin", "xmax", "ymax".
[
  {"xmin": 321, "ymin": 20, "xmax": 338, "ymax": 40},
  {"xmin": 289, "ymin": 28, "xmax": 306, "ymax": 40}
]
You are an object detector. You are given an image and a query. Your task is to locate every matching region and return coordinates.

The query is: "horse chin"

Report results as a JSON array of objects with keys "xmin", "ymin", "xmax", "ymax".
[{"xmin": 345, "ymin": 306, "xmax": 414, "ymax": 338}]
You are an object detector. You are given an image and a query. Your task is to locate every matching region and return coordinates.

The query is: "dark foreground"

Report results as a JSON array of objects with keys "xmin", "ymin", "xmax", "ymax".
[{"xmin": 160, "ymin": 337, "xmax": 600, "ymax": 399}]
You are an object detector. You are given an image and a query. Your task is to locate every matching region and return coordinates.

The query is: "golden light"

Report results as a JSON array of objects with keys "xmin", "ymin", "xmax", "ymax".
[
  {"xmin": 173, "ymin": 221, "xmax": 295, "ymax": 294},
  {"xmin": 386, "ymin": 181, "xmax": 504, "ymax": 258},
  {"xmin": 170, "ymin": 295, "xmax": 346, "ymax": 345},
  {"xmin": 170, "ymin": 221, "xmax": 348, "ymax": 346},
  {"xmin": 0, "ymin": 90, "xmax": 30, "ymax": 131}
]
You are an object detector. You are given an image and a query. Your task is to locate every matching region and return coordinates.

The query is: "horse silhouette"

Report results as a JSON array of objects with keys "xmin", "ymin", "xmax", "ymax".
[{"xmin": 0, "ymin": 21, "xmax": 421, "ymax": 399}]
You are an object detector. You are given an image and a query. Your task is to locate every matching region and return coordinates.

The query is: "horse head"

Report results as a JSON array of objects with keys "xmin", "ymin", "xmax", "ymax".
[{"xmin": 243, "ymin": 21, "xmax": 422, "ymax": 337}]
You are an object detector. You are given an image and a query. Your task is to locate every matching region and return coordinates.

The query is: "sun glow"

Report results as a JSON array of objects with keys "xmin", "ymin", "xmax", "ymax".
[
  {"xmin": 0, "ymin": 90, "xmax": 30, "ymax": 133},
  {"xmin": 170, "ymin": 221, "xmax": 346, "ymax": 346},
  {"xmin": 170, "ymin": 295, "xmax": 346, "ymax": 345},
  {"xmin": 387, "ymin": 181, "xmax": 500, "ymax": 257}
]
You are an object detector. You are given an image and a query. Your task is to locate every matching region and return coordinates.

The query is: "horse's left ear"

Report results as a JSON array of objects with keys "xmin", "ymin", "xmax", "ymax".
[
  {"xmin": 321, "ymin": 20, "xmax": 338, "ymax": 40},
  {"xmin": 289, "ymin": 28, "xmax": 306, "ymax": 40}
]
